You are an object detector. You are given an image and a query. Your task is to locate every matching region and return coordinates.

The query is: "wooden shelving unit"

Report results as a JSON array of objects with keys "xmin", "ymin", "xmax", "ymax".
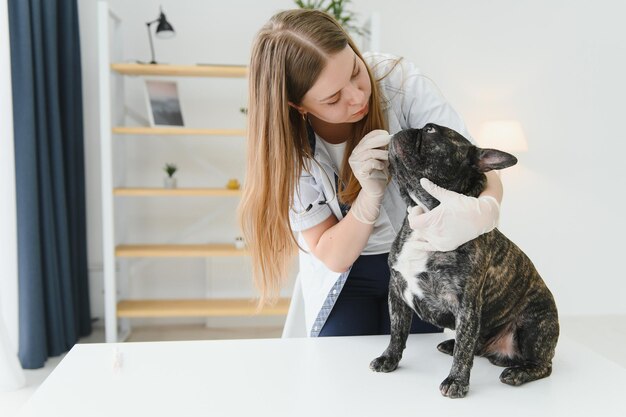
[
  {"xmin": 98, "ymin": 4, "xmax": 287, "ymax": 343},
  {"xmin": 112, "ymin": 127, "xmax": 246, "ymax": 136},
  {"xmin": 117, "ymin": 298, "xmax": 290, "ymax": 318},
  {"xmin": 115, "ymin": 244, "xmax": 249, "ymax": 258},
  {"xmin": 110, "ymin": 63, "xmax": 247, "ymax": 78},
  {"xmin": 113, "ymin": 188, "xmax": 242, "ymax": 197}
]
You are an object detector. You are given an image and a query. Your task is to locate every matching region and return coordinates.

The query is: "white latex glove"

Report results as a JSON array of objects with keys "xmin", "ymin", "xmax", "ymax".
[
  {"xmin": 407, "ymin": 178, "xmax": 500, "ymax": 252},
  {"xmin": 348, "ymin": 129, "xmax": 392, "ymax": 224}
]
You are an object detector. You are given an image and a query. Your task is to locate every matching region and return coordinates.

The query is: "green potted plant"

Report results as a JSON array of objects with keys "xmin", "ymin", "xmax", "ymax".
[
  {"xmin": 294, "ymin": 0, "xmax": 368, "ymax": 37},
  {"xmin": 163, "ymin": 163, "xmax": 178, "ymax": 188}
]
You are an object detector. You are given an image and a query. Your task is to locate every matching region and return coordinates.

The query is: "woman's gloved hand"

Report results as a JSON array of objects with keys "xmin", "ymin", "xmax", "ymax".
[
  {"xmin": 407, "ymin": 178, "xmax": 500, "ymax": 251},
  {"xmin": 348, "ymin": 129, "xmax": 392, "ymax": 224}
]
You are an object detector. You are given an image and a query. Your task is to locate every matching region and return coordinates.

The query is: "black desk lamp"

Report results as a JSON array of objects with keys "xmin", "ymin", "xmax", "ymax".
[{"xmin": 145, "ymin": 7, "xmax": 175, "ymax": 64}]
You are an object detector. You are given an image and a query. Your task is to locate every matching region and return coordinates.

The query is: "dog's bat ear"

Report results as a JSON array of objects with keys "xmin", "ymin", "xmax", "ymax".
[{"xmin": 471, "ymin": 148, "xmax": 518, "ymax": 172}]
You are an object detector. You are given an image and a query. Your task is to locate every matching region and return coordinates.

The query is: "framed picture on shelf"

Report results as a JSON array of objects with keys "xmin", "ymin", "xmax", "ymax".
[{"xmin": 144, "ymin": 79, "xmax": 185, "ymax": 127}]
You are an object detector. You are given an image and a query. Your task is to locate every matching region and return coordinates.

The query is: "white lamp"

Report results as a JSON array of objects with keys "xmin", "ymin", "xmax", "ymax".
[{"xmin": 477, "ymin": 120, "xmax": 528, "ymax": 152}]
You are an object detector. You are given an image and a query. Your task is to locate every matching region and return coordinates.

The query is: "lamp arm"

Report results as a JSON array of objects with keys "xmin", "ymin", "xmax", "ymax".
[{"xmin": 146, "ymin": 22, "xmax": 157, "ymax": 64}]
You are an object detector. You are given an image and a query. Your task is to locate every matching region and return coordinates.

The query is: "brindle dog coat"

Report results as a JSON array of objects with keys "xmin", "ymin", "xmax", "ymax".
[{"xmin": 370, "ymin": 124, "xmax": 559, "ymax": 398}]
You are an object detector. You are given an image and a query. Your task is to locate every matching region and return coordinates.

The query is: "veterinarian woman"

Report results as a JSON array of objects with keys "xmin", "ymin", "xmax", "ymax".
[{"xmin": 238, "ymin": 9, "xmax": 503, "ymax": 337}]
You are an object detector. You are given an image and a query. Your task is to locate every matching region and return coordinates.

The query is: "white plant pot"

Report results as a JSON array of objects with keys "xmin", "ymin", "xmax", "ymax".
[{"xmin": 164, "ymin": 177, "xmax": 177, "ymax": 188}]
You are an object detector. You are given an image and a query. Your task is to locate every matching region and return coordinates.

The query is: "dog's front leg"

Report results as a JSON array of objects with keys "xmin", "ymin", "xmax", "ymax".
[
  {"xmin": 440, "ymin": 294, "xmax": 482, "ymax": 399},
  {"xmin": 370, "ymin": 278, "xmax": 413, "ymax": 373}
]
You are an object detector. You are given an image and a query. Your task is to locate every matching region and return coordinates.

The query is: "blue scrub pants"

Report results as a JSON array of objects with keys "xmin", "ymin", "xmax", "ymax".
[{"xmin": 318, "ymin": 252, "xmax": 442, "ymax": 337}]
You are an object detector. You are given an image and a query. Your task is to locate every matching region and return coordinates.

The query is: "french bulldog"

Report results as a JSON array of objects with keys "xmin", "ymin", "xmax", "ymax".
[{"xmin": 370, "ymin": 123, "xmax": 559, "ymax": 398}]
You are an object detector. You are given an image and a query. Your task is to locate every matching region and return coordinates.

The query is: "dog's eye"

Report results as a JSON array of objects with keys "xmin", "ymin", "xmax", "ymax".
[{"xmin": 424, "ymin": 125, "xmax": 437, "ymax": 134}]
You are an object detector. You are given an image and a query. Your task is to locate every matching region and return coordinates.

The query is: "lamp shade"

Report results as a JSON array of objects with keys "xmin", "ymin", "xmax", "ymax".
[
  {"xmin": 477, "ymin": 120, "xmax": 528, "ymax": 152},
  {"xmin": 155, "ymin": 12, "xmax": 175, "ymax": 39}
]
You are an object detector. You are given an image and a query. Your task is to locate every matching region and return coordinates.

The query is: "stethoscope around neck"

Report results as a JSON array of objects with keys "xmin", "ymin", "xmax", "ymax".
[
  {"xmin": 291, "ymin": 155, "xmax": 340, "ymax": 216},
  {"xmin": 291, "ymin": 116, "xmax": 349, "ymax": 216}
]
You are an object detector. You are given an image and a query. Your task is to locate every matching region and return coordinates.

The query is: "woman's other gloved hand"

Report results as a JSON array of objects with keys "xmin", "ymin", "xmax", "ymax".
[{"xmin": 407, "ymin": 178, "xmax": 500, "ymax": 251}]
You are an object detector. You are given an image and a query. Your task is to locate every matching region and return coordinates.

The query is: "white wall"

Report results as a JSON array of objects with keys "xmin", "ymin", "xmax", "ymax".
[
  {"xmin": 358, "ymin": 0, "xmax": 626, "ymax": 317},
  {"xmin": 78, "ymin": 0, "xmax": 626, "ymax": 325},
  {"xmin": 0, "ymin": 0, "xmax": 19, "ymax": 350}
]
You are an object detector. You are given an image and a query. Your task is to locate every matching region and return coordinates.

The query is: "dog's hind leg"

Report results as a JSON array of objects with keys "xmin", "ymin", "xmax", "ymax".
[
  {"xmin": 440, "ymin": 338, "xmax": 522, "ymax": 366},
  {"xmin": 500, "ymin": 362, "xmax": 553, "ymax": 386},
  {"xmin": 486, "ymin": 354, "xmax": 521, "ymax": 368},
  {"xmin": 437, "ymin": 339, "xmax": 455, "ymax": 356},
  {"xmin": 370, "ymin": 281, "xmax": 413, "ymax": 373},
  {"xmin": 500, "ymin": 298, "xmax": 559, "ymax": 386}
]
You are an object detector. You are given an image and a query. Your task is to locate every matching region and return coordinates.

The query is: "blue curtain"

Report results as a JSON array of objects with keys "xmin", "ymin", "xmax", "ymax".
[{"xmin": 8, "ymin": 0, "xmax": 91, "ymax": 369}]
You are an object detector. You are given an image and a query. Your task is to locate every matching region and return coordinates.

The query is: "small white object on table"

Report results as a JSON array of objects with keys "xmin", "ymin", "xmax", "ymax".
[{"xmin": 18, "ymin": 333, "xmax": 626, "ymax": 417}]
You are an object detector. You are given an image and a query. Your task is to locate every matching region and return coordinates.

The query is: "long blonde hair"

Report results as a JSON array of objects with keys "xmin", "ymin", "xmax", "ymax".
[{"xmin": 238, "ymin": 9, "xmax": 389, "ymax": 306}]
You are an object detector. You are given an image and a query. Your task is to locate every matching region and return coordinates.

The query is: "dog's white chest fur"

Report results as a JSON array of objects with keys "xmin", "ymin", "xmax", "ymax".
[{"xmin": 392, "ymin": 230, "xmax": 432, "ymax": 306}]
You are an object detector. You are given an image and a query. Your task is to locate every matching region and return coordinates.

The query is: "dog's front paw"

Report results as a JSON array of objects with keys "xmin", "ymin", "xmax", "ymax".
[
  {"xmin": 369, "ymin": 355, "xmax": 400, "ymax": 373},
  {"xmin": 440, "ymin": 376, "xmax": 469, "ymax": 398}
]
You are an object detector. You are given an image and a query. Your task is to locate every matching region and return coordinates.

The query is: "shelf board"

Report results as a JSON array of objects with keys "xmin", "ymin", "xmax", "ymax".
[
  {"xmin": 110, "ymin": 63, "xmax": 247, "ymax": 78},
  {"xmin": 116, "ymin": 298, "xmax": 290, "ymax": 318},
  {"xmin": 116, "ymin": 244, "xmax": 248, "ymax": 258},
  {"xmin": 112, "ymin": 126, "xmax": 246, "ymax": 136},
  {"xmin": 114, "ymin": 188, "xmax": 242, "ymax": 197}
]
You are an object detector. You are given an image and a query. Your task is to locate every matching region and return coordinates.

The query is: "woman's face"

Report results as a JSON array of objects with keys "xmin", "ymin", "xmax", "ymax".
[{"xmin": 298, "ymin": 45, "xmax": 372, "ymax": 124}]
